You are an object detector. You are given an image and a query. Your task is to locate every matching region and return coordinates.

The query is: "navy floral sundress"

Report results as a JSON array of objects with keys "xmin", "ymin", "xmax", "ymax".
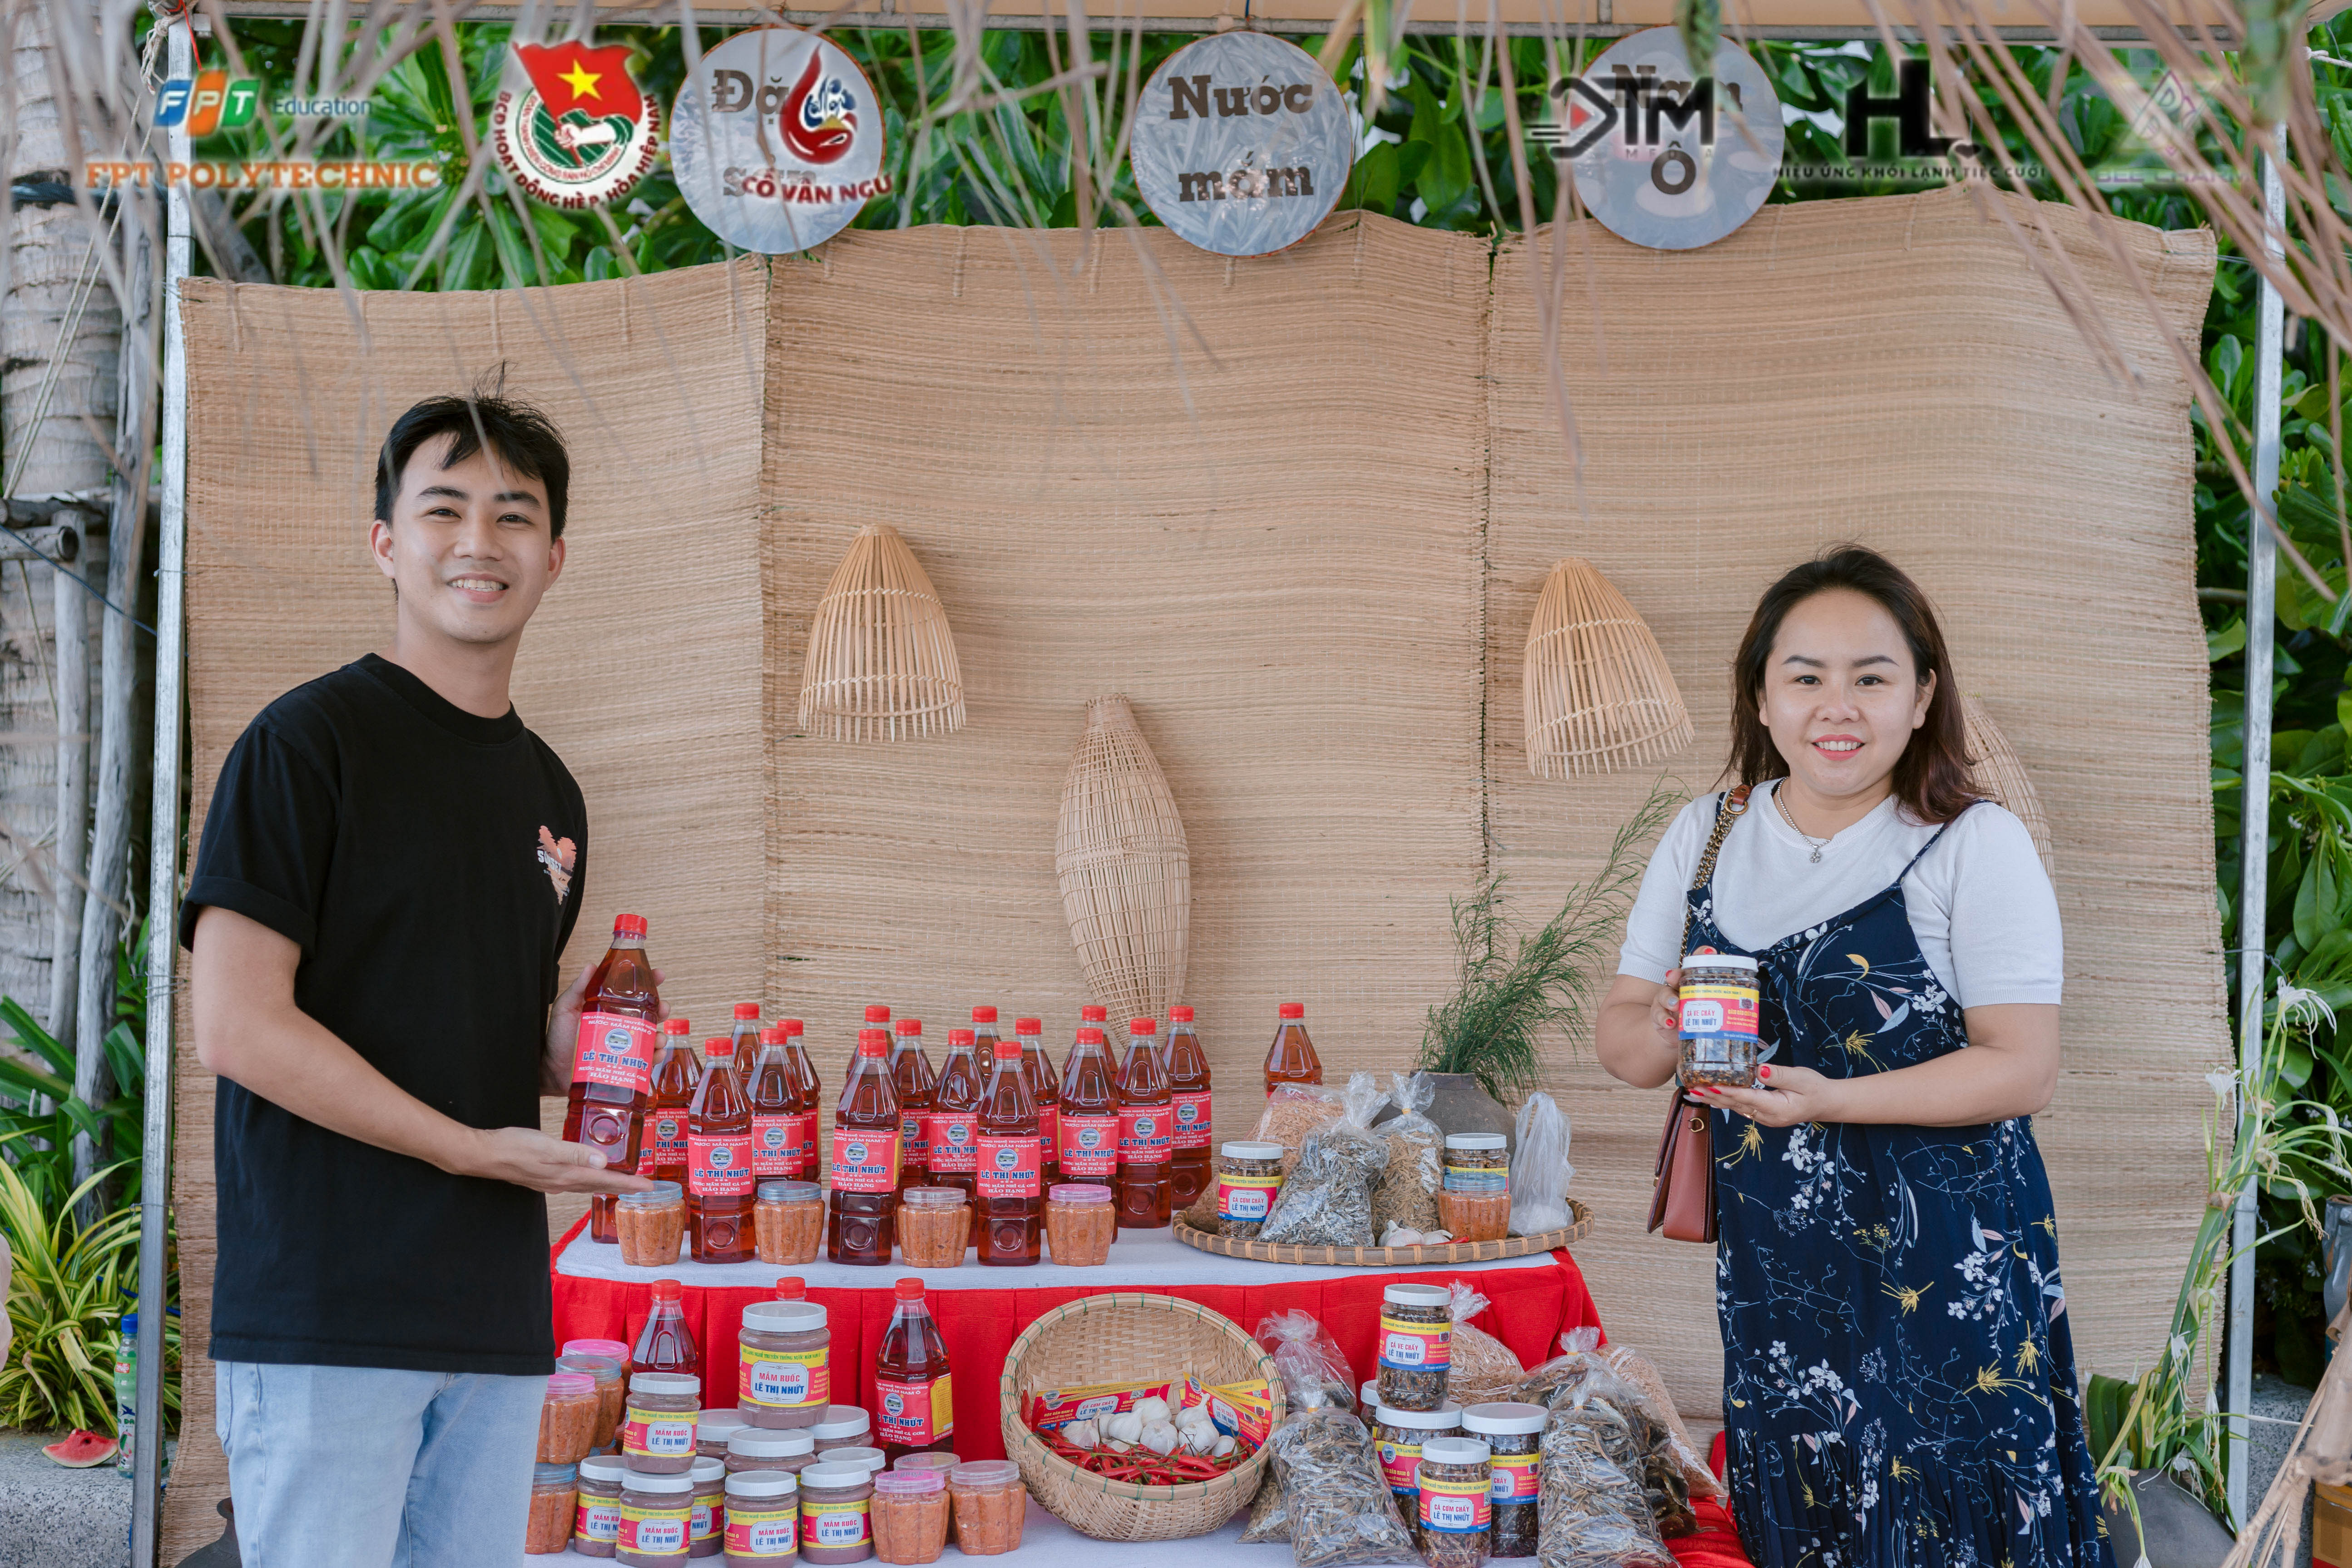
[{"xmin": 1685, "ymin": 791, "xmax": 2113, "ymax": 1568}]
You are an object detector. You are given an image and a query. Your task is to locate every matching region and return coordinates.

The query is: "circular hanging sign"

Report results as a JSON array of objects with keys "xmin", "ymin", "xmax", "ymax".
[
  {"xmin": 1129, "ymin": 31, "xmax": 1353, "ymax": 259},
  {"xmin": 494, "ymin": 38, "xmax": 663, "ymax": 210},
  {"xmin": 670, "ymin": 27, "xmax": 889, "ymax": 255},
  {"xmin": 1553, "ymin": 28, "xmax": 1783, "ymax": 252}
]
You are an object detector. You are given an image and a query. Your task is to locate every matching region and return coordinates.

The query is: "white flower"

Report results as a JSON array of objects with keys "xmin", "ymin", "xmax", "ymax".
[
  {"xmin": 2205, "ymin": 1069, "xmax": 2238, "ymax": 1105},
  {"xmin": 2278, "ymin": 984, "xmax": 2338, "ymax": 1033}
]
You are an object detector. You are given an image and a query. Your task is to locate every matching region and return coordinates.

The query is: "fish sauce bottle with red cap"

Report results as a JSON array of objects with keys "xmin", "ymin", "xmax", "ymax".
[
  {"xmin": 1164, "ymin": 1006, "xmax": 1213, "ymax": 1210},
  {"xmin": 747, "ymin": 1027, "xmax": 796, "ymax": 1180},
  {"xmin": 632, "ymin": 1277, "xmax": 700, "ymax": 1380},
  {"xmin": 689, "ymin": 1035, "xmax": 754, "ymax": 1264},
  {"xmin": 976, "ymin": 1034, "xmax": 1042, "ymax": 1266},
  {"xmin": 1115, "ymin": 1017, "xmax": 1173, "ymax": 1229},
  {"xmin": 828, "ymin": 1028, "xmax": 902, "ymax": 1264},
  {"xmin": 779, "ymin": 1019, "xmax": 822, "ymax": 1178},
  {"xmin": 1058, "ymin": 1020, "xmax": 1120, "ymax": 1220},
  {"xmin": 875, "ymin": 1278, "xmax": 954, "ymax": 1462},
  {"xmin": 643, "ymin": 1019, "xmax": 702, "ymax": 1188},
  {"xmin": 890, "ymin": 1019, "xmax": 936, "ymax": 1199},
  {"xmin": 926, "ymin": 1028, "xmax": 982, "ymax": 1216},
  {"xmin": 850, "ymin": 1004, "xmax": 891, "ymax": 1076},
  {"xmin": 1263, "ymin": 1001, "xmax": 1322, "ymax": 1095},
  {"xmin": 1018, "ymin": 1018, "xmax": 1058, "ymax": 1185},
  {"xmin": 563, "ymin": 913, "xmax": 661, "ymax": 1168},
  {"xmin": 728, "ymin": 1002, "xmax": 763, "ymax": 1091}
]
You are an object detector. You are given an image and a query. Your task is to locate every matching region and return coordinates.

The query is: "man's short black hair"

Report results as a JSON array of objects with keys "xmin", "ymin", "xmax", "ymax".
[{"xmin": 374, "ymin": 376, "xmax": 571, "ymax": 539}]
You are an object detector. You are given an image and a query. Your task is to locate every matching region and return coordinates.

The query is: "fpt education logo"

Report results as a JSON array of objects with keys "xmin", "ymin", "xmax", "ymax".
[{"xmin": 156, "ymin": 70, "xmax": 259, "ymax": 138}]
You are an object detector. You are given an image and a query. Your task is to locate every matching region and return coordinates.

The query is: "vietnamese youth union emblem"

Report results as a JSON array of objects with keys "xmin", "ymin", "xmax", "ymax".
[{"xmin": 495, "ymin": 39, "xmax": 661, "ymax": 209}]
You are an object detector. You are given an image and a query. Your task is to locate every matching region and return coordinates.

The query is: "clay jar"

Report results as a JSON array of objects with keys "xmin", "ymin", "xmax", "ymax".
[
  {"xmin": 740, "ymin": 1301, "xmax": 831, "ymax": 1429},
  {"xmin": 799, "ymin": 1462, "xmax": 876, "ymax": 1563},
  {"xmin": 623, "ymin": 1373, "xmax": 703, "ymax": 1475},
  {"xmin": 723, "ymin": 1469, "xmax": 800, "ymax": 1566},
  {"xmin": 618, "ymin": 1469, "xmax": 696, "ymax": 1567}
]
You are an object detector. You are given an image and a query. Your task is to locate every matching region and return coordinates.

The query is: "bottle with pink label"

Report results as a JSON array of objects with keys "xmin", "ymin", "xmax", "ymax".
[
  {"xmin": 889, "ymin": 1019, "xmax": 936, "ymax": 1199},
  {"xmin": 1114, "ymin": 1016, "xmax": 1172, "ymax": 1229},
  {"xmin": 1163, "ymin": 1005, "xmax": 1213, "ymax": 1210},
  {"xmin": 643, "ymin": 1019, "xmax": 701, "ymax": 1189},
  {"xmin": 777, "ymin": 1019, "xmax": 822, "ymax": 1178},
  {"xmin": 562, "ymin": 913, "xmax": 660, "ymax": 1168},
  {"xmin": 746, "ymin": 1027, "xmax": 797, "ymax": 1180},
  {"xmin": 926, "ymin": 1028, "xmax": 982, "ymax": 1216},
  {"xmin": 1017, "ymin": 1017, "xmax": 1058, "ymax": 1186},
  {"xmin": 688, "ymin": 1034, "xmax": 753, "ymax": 1264},
  {"xmin": 975, "ymin": 1034, "xmax": 1041, "ymax": 1266},
  {"xmin": 1057, "ymin": 1022, "xmax": 1119, "ymax": 1217},
  {"xmin": 828, "ymin": 1028, "xmax": 902, "ymax": 1265},
  {"xmin": 874, "ymin": 1278, "xmax": 954, "ymax": 1461},
  {"xmin": 727, "ymin": 1001, "xmax": 763, "ymax": 1090}
]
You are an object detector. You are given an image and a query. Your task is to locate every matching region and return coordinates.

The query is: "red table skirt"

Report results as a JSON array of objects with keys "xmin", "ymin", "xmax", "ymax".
[{"xmin": 547, "ymin": 1216, "xmax": 1751, "ymax": 1566}]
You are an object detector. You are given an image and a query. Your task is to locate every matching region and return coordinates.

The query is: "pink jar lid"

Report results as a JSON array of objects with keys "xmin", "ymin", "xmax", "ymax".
[
  {"xmin": 547, "ymin": 1373, "xmax": 596, "ymax": 1398},
  {"xmin": 1048, "ymin": 1184, "xmax": 1111, "ymax": 1204},
  {"xmin": 875, "ymin": 1469, "xmax": 945, "ymax": 1495},
  {"xmin": 562, "ymin": 1339, "xmax": 629, "ymax": 1360}
]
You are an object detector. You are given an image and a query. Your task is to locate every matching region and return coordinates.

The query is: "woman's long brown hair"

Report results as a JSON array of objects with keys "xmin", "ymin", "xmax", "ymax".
[{"xmin": 1726, "ymin": 545, "xmax": 1979, "ymax": 825}]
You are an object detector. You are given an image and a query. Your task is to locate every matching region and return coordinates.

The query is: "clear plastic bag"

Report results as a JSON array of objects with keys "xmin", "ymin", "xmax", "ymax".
[
  {"xmin": 1509, "ymin": 1092, "xmax": 1575, "ymax": 1237},
  {"xmin": 1532, "ymin": 1365, "xmax": 1675, "ymax": 1568},
  {"xmin": 1371, "ymin": 1073, "xmax": 1443, "ymax": 1235},
  {"xmin": 1442, "ymin": 1280, "xmax": 1526, "ymax": 1406},
  {"xmin": 1251, "ymin": 1082, "xmax": 1347, "ymax": 1179},
  {"xmin": 1267, "ymin": 1395, "xmax": 1421, "ymax": 1567},
  {"xmin": 1515, "ymin": 1329, "xmax": 1718, "ymax": 1500},
  {"xmin": 1598, "ymin": 1341, "xmax": 1721, "ymax": 1499},
  {"xmin": 1256, "ymin": 1309, "xmax": 1360, "ymax": 1415},
  {"xmin": 1258, "ymin": 1074, "xmax": 1389, "ymax": 1248},
  {"xmin": 1238, "ymin": 1460, "xmax": 1292, "ymax": 1543}
]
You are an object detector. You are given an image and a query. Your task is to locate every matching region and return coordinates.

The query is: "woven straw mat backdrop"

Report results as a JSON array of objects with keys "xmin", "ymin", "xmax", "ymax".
[
  {"xmin": 167, "ymin": 260, "xmax": 768, "ymax": 1562},
  {"xmin": 1485, "ymin": 185, "xmax": 2223, "ymax": 1423}
]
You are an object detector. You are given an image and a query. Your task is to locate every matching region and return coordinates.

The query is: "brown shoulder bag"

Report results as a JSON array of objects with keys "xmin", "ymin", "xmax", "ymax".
[{"xmin": 1646, "ymin": 786, "xmax": 1750, "ymax": 1245}]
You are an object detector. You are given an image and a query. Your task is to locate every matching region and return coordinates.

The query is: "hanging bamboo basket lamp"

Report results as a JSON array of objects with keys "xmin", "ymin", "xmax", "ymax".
[
  {"xmin": 1055, "ymin": 695, "xmax": 1191, "ymax": 1022},
  {"xmin": 1962, "ymin": 695, "xmax": 2055, "ymax": 879},
  {"xmin": 796, "ymin": 524, "xmax": 967, "ymax": 742},
  {"xmin": 1521, "ymin": 558, "xmax": 1694, "ymax": 779}
]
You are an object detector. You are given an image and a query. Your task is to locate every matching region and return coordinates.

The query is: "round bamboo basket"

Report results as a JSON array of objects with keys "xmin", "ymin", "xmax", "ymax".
[
  {"xmin": 1961, "ymin": 694, "xmax": 2055, "ymax": 878},
  {"xmin": 1521, "ymin": 558, "xmax": 1693, "ymax": 778},
  {"xmin": 998, "ymin": 1292, "xmax": 1281, "ymax": 1541},
  {"xmin": 796, "ymin": 522, "xmax": 967, "ymax": 741},
  {"xmin": 1055, "ymin": 695, "xmax": 1190, "ymax": 1020},
  {"xmin": 1169, "ymin": 1202, "xmax": 1593, "ymax": 1265}
]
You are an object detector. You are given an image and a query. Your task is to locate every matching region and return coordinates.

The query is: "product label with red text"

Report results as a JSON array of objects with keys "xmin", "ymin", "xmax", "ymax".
[
  {"xmin": 621, "ymin": 1405, "xmax": 697, "ymax": 1459},
  {"xmin": 617, "ymin": 1502, "xmax": 690, "ymax": 1556},
  {"xmin": 740, "ymin": 1341, "xmax": 830, "ymax": 1411},
  {"xmin": 1377, "ymin": 1435, "xmax": 1426, "ymax": 1496},
  {"xmin": 1216, "ymin": 1170, "xmax": 1281, "ymax": 1222},
  {"xmin": 1171, "ymin": 1090, "xmax": 1213, "ymax": 1151},
  {"xmin": 1116, "ymin": 1105, "xmax": 1171, "ymax": 1162},
  {"xmin": 898, "ymin": 1110, "xmax": 929, "ymax": 1170},
  {"xmin": 829, "ymin": 1127, "xmax": 901, "ymax": 1194},
  {"xmin": 575, "ymin": 1497, "xmax": 621, "ymax": 1544},
  {"xmin": 925, "ymin": 1111, "xmax": 979, "ymax": 1174},
  {"xmin": 648, "ymin": 1110, "xmax": 688, "ymax": 1172},
  {"xmin": 1418, "ymin": 1473, "xmax": 1492, "ymax": 1533},
  {"xmin": 802, "ymin": 1496, "xmax": 871, "ymax": 1550},
  {"xmin": 1036, "ymin": 1103, "xmax": 1058, "ymax": 1167},
  {"xmin": 976, "ymin": 1133, "xmax": 1041, "ymax": 1198},
  {"xmin": 876, "ymin": 1373, "xmax": 954, "ymax": 1445},
  {"xmin": 1378, "ymin": 1316, "xmax": 1453, "ymax": 1371},
  {"xmin": 1489, "ymin": 1451, "xmax": 1539, "ymax": 1503},
  {"xmin": 750, "ymin": 1114, "xmax": 795, "ymax": 1177},
  {"xmin": 572, "ymin": 1011, "xmax": 657, "ymax": 1094},
  {"xmin": 723, "ymin": 1504, "xmax": 797, "ymax": 1558},
  {"xmin": 1059, "ymin": 1114, "xmax": 1119, "ymax": 1177},
  {"xmin": 786, "ymin": 1111, "xmax": 818, "ymax": 1176},
  {"xmin": 688, "ymin": 1132, "xmax": 754, "ymax": 1197},
  {"xmin": 690, "ymin": 1497, "xmax": 719, "ymax": 1545},
  {"xmin": 1679, "ymin": 978, "xmax": 1761, "ymax": 1041}
]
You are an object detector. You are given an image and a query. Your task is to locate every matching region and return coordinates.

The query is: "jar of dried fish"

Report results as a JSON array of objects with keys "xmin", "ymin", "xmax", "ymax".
[
  {"xmin": 1214, "ymin": 1142, "xmax": 1284, "ymax": 1239},
  {"xmin": 1414, "ymin": 1436, "xmax": 1491, "ymax": 1567},
  {"xmin": 1373, "ymin": 1401, "xmax": 1461, "ymax": 1521},
  {"xmin": 1440, "ymin": 1135, "xmax": 1508, "ymax": 1194},
  {"xmin": 1376, "ymin": 1283, "xmax": 1452, "ymax": 1412},
  {"xmin": 1677, "ymin": 950, "xmax": 1763, "ymax": 1089},
  {"xmin": 1462, "ymin": 1402, "xmax": 1542, "ymax": 1558}
]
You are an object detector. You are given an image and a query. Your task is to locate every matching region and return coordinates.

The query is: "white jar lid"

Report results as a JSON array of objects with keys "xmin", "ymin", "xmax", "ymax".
[
  {"xmin": 1419, "ymin": 1435, "xmax": 1491, "ymax": 1465},
  {"xmin": 1374, "ymin": 1402, "xmax": 1461, "ymax": 1429},
  {"xmin": 730, "ymin": 1429, "xmax": 816, "ymax": 1457},
  {"xmin": 629, "ymin": 1372, "xmax": 701, "ymax": 1397},
  {"xmin": 621, "ymin": 1471, "xmax": 695, "ymax": 1494},
  {"xmin": 1220, "ymin": 1141, "xmax": 1283, "ymax": 1160},
  {"xmin": 742, "ymin": 1301, "xmax": 827, "ymax": 1333},
  {"xmin": 1359, "ymin": 1380, "xmax": 1378, "ymax": 1409},
  {"xmin": 690, "ymin": 1456, "xmax": 726, "ymax": 1482},
  {"xmin": 801, "ymin": 1464, "xmax": 874, "ymax": 1489},
  {"xmin": 811, "ymin": 1405, "xmax": 871, "ymax": 1439},
  {"xmin": 726, "ymin": 1470, "xmax": 799, "ymax": 1499},
  {"xmin": 579, "ymin": 1455, "xmax": 629, "ymax": 1484},
  {"xmin": 699, "ymin": 1408, "xmax": 748, "ymax": 1433},
  {"xmin": 1442, "ymin": 1134, "xmax": 1506, "ymax": 1151},
  {"xmin": 826, "ymin": 1445, "xmax": 886, "ymax": 1474},
  {"xmin": 1383, "ymin": 1282, "xmax": 1451, "ymax": 1307},
  {"xmin": 1681, "ymin": 951, "xmax": 1759, "ymax": 972},
  {"xmin": 1461, "ymin": 1401, "xmax": 1546, "ymax": 1435}
]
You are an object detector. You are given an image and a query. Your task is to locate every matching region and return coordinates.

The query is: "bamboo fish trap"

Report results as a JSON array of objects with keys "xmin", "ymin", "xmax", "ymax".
[
  {"xmin": 796, "ymin": 523, "xmax": 967, "ymax": 741},
  {"xmin": 1962, "ymin": 694, "xmax": 2056, "ymax": 879},
  {"xmin": 1521, "ymin": 558, "xmax": 1694, "ymax": 778},
  {"xmin": 1056, "ymin": 696, "xmax": 1191, "ymax": 1021}
]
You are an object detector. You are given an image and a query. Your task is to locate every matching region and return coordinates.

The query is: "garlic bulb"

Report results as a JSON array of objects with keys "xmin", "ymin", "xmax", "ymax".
[
  {"xmin": 1062, "ymin": 1419, "xmax": 1100, "ymax": 1450},
  {"xmin": 1180, "ymin": 1423, "xmax": 1220, "ymax": 1454},
  {"xmin": 1139, "ymin": 1421, "xmax": 1181, "ymax": 1456},
  {"xmin": 1131, "ymin": 1396, "xmax": 1172, "ymax": 1425},
  {"xmin": 1211, "ymin": 1434, "xmax": 1236, "ymax": 1457},
  {"xmin": 1104, "ymin": 1410, "xmax": 1144, "ymax": 1445}
]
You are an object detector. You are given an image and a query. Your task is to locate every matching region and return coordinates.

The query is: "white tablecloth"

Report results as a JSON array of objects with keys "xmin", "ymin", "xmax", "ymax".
[{"xmin": 554, "ymin": 1224, "xmax": 1564, "ymax": 1291}]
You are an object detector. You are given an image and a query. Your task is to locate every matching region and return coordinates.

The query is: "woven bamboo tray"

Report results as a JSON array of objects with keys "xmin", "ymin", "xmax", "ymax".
[{"xmin": 1170, "ymin": 1199, "xmax": 1593, "ymax": 1266}]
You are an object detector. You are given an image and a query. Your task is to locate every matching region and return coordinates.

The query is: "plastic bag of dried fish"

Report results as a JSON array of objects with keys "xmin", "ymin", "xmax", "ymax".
[
  {"xmin": 1258, "ymin": 1074, "xmax": 1389, "ymax": 1248},
  {"xmin": 1532, "ymin": 1368, "xmax": 1676, "ymax": 1568},
  {"xmin": 1441, "ymin": 1280, "xmax": 1526, "ymax": 1406},
  {"xmin": 1266, "ymin": 1395, "xmax": 1421, "ymax": 1567},
  {"xmin": 1251, "ymin": 1083, "xmax": 1347, "ymax": 1179},
  {"xmin": 1238, "ymin": 1461, "xmax": 1292, "ymax": 1543},
  {"xmin": 1515, "ymin": 1329, "xmax": 1717, "ymax": 1500},
  {"xmin": 1370, "ymin": 1073, "xmax": 1443, "ymax": 1235},
  {"xmin": 1256, "ymin": 1310, "xmax": 1360, "ymax": 1416}
]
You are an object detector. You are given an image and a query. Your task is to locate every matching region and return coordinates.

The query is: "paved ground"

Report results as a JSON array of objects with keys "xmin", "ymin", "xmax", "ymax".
[{"xmin": 0, "ymin": 1430, "xmax": 132, "ymax": 1568}]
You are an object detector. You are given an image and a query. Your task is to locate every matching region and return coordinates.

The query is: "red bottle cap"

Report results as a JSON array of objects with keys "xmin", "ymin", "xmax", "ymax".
[
  {"xmin": 972, "ymin": 1005, "xmax": 999, "ymax": 1024},
  {"xmin": 614, "ymin": 914, "xmax": 647, "ymax": 937},
  {"xmin": 994, "ymin": 1039, "xmax": 1024, "ymax": 1060},
  {"xmin": 950, "ymin": 1028, "xmax": 976, "ymax": 1047},
  {"xmin": 866, "ymin": 1005, "xmax": 892, "ymax": 1024},
  {"xmin": 651, "ymin": 1278, "xmax": 683, "ymax": 1302},
  {"xmin": 782, "ymin": 1019, "xmax": 805, "ymax": 1037},
  {"xmin": 1278, "ymin": 1003, "xmax": 1305, "ymax": 1019},
  {"xmin": 896, "ymin": 1019, "xmax": 923, "ymax": 1037},
  {"xmin": 734, "ymin": 1003, "xmax": 760, "ymax": 1019},
  {"xmin": 758, "ymin": 1027, "xmax": 786, "ymax": 1046},
  {"xmin": 775, "ymin": 1277, "xmax": 805, "ymax": 1301},
  {"xmin": 1077, "ymin": 1027, "xmax": 1106, "ymax": 1046},
  {"xmin": 664, "ymin": 1018, "xmax": 692, "ymax": 1035},
  {"xmin": 705, "ymin": 1036, "xmax": 733, "ymax": 1058},
  {"xmin": 1130, "ymin": 1018, "xmax": 1157, "ymax": 1036},
  {"xmin": 1170, "ymin": 1006, "xmax": 1195, "ymax": 1023},
  {"xmin": 1016, "ymin": 1019, "xmax": 1042, "ymax": 1035},
  {"xmin": 857, "ymin": 1029, "xmax": 889, "ymax": 1056},
  {"xmin": 893, "ymin": 1278, "xmax": 926, "ymax": 1301},
  {"xmin": 1080, "ymin": 1005, "xmax": 1108, "ymax": 1022}
]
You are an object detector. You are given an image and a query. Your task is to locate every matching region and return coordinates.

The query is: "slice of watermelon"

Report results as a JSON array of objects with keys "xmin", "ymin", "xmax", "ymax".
[{"xmin": 41, "ymin": 1430, "xmax": 118, "ymax": 1468}]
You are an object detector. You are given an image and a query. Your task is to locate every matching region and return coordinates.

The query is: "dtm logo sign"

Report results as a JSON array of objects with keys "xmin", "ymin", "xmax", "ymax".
[
  {"xmin": 157, "ymin": 71, "xmax": 259, "ymax": 138},
  {"xmin": 1536, "ymin": 68, "xmax": 1747, "ymax": 161}
]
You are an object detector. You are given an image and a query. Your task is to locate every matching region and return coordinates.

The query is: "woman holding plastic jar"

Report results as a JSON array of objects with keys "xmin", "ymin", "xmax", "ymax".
[{"xmin": 1594, "ymin": 545, "xmax": 2105, "ymax": 1568}]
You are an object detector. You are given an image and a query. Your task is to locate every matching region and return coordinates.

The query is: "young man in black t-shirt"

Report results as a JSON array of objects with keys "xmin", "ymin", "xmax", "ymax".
[{"xmin": 182, "ymin": 390, "xmax": 652, "ymax": 1566}]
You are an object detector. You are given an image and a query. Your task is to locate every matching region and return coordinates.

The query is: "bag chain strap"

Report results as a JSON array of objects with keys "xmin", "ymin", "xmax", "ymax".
[{"xmin": 1678, "ymin": 785, "xmax": 1751, "ymax": 960}]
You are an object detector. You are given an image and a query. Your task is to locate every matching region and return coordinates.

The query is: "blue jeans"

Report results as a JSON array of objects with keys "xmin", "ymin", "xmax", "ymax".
[{"xmin": 215, "ymin": 1360, "xmax": 545, "ymax": 1568}]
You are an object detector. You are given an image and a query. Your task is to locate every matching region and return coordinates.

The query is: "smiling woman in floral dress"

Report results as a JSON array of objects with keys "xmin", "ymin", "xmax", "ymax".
[{"xmin": 1594, "ymin": 545, "xmax": 2112, "ymax": 1568}]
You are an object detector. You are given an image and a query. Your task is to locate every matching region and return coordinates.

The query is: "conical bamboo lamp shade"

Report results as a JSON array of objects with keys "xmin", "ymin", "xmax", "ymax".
[
  {"xmin": 1055, "ymin": 696, "xmax": 1191, "ymax": 1021},
  {"xmin": 796, "ymin": 524, "xmax": 967, "ymax": 742},
  {"xmin": 1962, "ymin": 695, "xmax": 2055, "ymax": 879},
  {"xmin": 1522, "ymin": 558, "xmax": 1694, "ymax": 778}
]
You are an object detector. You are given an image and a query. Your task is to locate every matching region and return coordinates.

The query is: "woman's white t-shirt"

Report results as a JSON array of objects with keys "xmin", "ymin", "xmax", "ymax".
[{"xmin": 1615, "ymin": 781, "xmax": 2063, "ymax": 1008}]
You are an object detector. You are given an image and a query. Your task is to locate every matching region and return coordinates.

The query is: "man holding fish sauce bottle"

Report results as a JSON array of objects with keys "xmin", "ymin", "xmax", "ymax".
[{"xmin": 183, "ymin": 382, "xmax": 656, "ymax": 1567}]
